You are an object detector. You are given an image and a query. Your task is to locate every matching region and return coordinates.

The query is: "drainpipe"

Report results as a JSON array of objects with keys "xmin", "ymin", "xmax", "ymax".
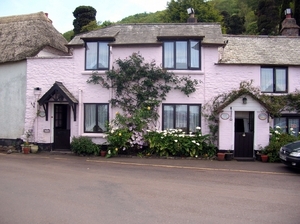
[
  {"xmin": 78, "ymin": 89, "xmax": 83, "ymax": 136},
  {"xmin": 33, "ymin": 87, "xmax": 41, "ymax": 142}
]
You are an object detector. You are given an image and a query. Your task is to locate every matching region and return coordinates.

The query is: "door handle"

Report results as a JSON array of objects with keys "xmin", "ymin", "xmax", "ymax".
[{"xmin": 242, "ymin": 133, "xmax": 246, "ymax": 137}]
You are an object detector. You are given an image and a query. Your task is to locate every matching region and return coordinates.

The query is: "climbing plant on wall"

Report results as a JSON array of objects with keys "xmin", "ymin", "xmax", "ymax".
[
  {"xmin": 202, "ymin": 80, "xmax": 300, "ymax": 144},
  {"xmin": 87, "ymin": 52, "xmax": 199, "ymax": 155}
]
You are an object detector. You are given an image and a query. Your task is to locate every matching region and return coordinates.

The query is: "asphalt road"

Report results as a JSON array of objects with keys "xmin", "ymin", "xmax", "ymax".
[{"xmin": 0, "ymin": 152, "xmax": 299, "ymax": 224}]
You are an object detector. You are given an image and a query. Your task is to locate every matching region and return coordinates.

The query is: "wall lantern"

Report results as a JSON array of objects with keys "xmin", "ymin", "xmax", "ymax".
[{"xmin": 242, "ymin": 97, "xmax": 247, "ymax": 104}]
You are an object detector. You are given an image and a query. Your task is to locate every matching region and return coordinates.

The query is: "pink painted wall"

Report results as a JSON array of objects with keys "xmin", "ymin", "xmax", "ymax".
[{"xmin": 25, "ymin": 43, "xmax": 300, "ymax": 150}]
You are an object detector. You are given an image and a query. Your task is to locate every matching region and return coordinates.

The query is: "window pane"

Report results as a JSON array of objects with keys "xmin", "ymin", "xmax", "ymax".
[
  {"xmin": 175, "ymin": 105, "xmax": 187, "ymax": 131},
  {"xmin": 274, "ymin": 118, "xmax": 287, "ymax": 133},
  {"xmin": 85, "ymin": 104, "xmax": 96, "ymax": 132},
  {"xmin": 275, "ymin": 69, "xmax": 286, "ymax": 92},
  {"xmin": 176, "ymin": 42, "xmax": 187, "ymax": 69},
  {"xmin": 288, "ymin": 118, "xmax": 299, "ymax": 136},
  {"xmin": 189, "ymin": 105, "xmax": 200, "ymax": 133},
  {"xmin": 97, "ymin": 105, "xmax": 108, "ymax": 132},
  {"xmin": 261, "ymin": 68, "xmax": 273, "ymax": 92},
  {"xmin": 190, "ymin": 41, "xmax": 200, "ymax": 68},
  {"xmin": 163, "ymin": 105, "xmax": 174, "ymax": 129},
  {"xmin": 164, "ymin": 42, "xmax": 174, "ymax": 68},
  {"xmin": 98, "ymin": 42, "xmax": 109, "ymax": 69},
  {"xmin": 86, "ymin": 42, "xmax": 98, "ymax": 69}
]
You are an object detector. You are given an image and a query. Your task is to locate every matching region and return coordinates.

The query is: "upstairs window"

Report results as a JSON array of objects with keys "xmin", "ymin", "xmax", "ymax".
[
  {"xmin": 163, "ymin": 104, "xmax": 201, "ymax": 133},
  {"xmin": 163, "ymin": 40, "xmax": 200, "ymax": 70},
  {"xmin": 85, "ymin": 42, "xmax": 110, "ymax": 70},
  {"xmin": 261, "ymin": 67, "xmax": 287, "ymax": 93}
]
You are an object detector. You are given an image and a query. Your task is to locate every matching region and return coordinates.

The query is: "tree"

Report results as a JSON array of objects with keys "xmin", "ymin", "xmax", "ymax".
[
  {"xmin": 164, "ymin": 0, "xmax": 222, "ymax": 23},
  {"xmin": 256, "ymin": 0, "xmax": 280, "ymax": 35},
  {"xmin": 294, "ymin": 0, "xmax": 300, "ymax": 30},
  {"xmin": 73, "ymin": 6, "xmax": 97, "ymax": 35},
  {"xmin": 222, "ymin": 11, "xmax": 246, "ymax": 34},
  {"xmin": 120, "ymin": 12, "xmax": 166, "ymax": 23}
]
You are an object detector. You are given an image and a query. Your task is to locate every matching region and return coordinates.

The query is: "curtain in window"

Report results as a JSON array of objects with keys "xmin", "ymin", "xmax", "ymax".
[
  {"xmin": 189, "ymin": 105, "xmax": 200, "ymax": 133},
  {"xmin": 164, "ymin": 42, "xmax": 174, "ymax": 68},
  {"xmin": 176, "ymin": 42, "xmax": 187, "ymax": 69},
  {"xmin": 274, "ymin": 117, "xmax": 287, "ymax": 133},
  {"xmin": 288, "ymin": 118, "xmax": 299, "ymax": 136},
  {"xmin": 98, "ymin": 42, "xmax": 109, "ymax": 69},
  {"xmin": 275, "ymin": 68, "xmax": 286, "ymax": 92},
  {"xmin": 163, "ymin": 105, "xmax": 174, "ymax": 129},
  {"xmin": 86, "ymin": 42, "xmax": 98, "ymax": 69},
  {"xmin": 261, "ymin": 68, "xmax": 273, "ymax": 92},
  {"xmin": 85, "ymin": 104, "xmax": 96, "ymax": 132},
  {"xmin": 190, "ymin": 41, "xmax": 199, "ymax": 68},
  {"xmin": 97, "ymin": 105, "xmax": 108, "ymax": 132},
  {"xmin": 175, "ymin": 105, "xmax": 187, "ymax": 131}
]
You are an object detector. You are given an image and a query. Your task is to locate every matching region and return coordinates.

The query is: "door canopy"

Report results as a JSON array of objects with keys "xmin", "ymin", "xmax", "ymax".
[{"xmin": 38, "ymin": 81, "xmax": 78, "ymax": 121}]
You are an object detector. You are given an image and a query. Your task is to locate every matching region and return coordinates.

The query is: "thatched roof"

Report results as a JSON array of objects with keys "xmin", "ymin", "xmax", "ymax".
[
  {"xmin": 68, "ymin": 23, "xmax": 224, "ymax": 47},
  {"xmin": 0, "ymin": 12, "xmax": 69, "ymax": 64},
  {"xmin": 218, "ymin": 35, "xmax": 300, "ymax": 66}
]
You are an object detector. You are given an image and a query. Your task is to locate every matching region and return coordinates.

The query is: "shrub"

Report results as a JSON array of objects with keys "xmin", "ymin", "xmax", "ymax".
[
  {"xmin": 70, "ymin": 136, "xmax": 99, "ymax": 155},
  {"xmin": 263, "ymin": 126, "xmax": 300, "ymax": 162},
  {"xmin": 144, "ymin": 128, "xmax": 216, "ymax": 158}
]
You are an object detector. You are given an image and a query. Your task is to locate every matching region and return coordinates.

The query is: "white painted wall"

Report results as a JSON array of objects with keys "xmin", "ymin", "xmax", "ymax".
[
  {"xmin": 0, "ymin": 61, "xmax": 27, "ymax": 139},
  {"xmin": 219, "ymin": 96, "xmax": 270, "ymax": 151}
]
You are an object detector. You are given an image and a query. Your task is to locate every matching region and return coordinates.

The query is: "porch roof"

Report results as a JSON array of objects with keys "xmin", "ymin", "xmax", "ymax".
[{"xmin": 38, "ymin": 82, "xmax": 78, "ymax": 121}]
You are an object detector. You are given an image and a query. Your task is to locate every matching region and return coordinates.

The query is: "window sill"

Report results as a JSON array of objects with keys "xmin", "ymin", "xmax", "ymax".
[
  {"xmin": 167, "ymin": 70, "xmax": 204, "ymax": 75},
  {"xmin": 81, "ymin": 133, "xmax": 107, "ymax": 138},
  {"xmin": 81, "ymin": 71, "xmax": 107, "ymax": 75}
]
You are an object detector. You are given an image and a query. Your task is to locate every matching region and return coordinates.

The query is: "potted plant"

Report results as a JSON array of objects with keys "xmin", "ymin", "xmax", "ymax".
[
  {"xmin": 22, "ymin": 142, "xmax": 31, "ymax": 154},
  {"xmin": 260, "ymin": 150, "xmax": 269, "ymax": 162},
  {"xmin": 22, "ymin": 130, "xmax": 33, "ymax": 154},
  {"xmin": 100, "ymin": 144, "xmax": 107, "ymax": 157},
  {"xmin": 225, "ymin": 150, "xmax": 233, "ymax": 161},
  {"xmin": 30, "ymin": 143, "xmax": 39, "ymax": 153},
  {"xmin": 217, "ymin": 152, "xmax": 225, "ymax": 161},
  {"xmin": 255, "ymin": 150, "xmax": 262, "ymax": 161}
]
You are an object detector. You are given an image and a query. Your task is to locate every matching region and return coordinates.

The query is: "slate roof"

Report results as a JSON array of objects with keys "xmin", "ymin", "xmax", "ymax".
[
  {"xmin": 218, "ymin": 35, "xmax": 300, "ymax": 66},
  {"xmin": 0, "ymin": 12, "xmax": 69, "ymax": 64},
  {"xmin": 68, "ymin": 23, "xmax": 224, "ymax": 46}
]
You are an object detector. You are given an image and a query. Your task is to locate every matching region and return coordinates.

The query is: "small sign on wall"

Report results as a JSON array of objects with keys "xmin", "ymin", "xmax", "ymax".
[
  {"xmin": 220, "ymin": 113, "xmax": 230, "ymax": 120},
  {"xmin": 258, "ymin": 113, "xmax": 267, "ymax": 120}
]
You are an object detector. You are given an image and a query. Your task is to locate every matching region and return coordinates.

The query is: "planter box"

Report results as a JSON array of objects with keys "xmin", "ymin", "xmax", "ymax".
[{"xmin": 225, "ymin": 153, "xmax": 233, "ymax": 161}]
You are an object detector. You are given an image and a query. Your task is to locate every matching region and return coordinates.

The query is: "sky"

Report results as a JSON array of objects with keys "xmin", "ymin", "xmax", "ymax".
[{"xmin": 0, "ymin": 0, "xmax": 170, "ymax": 33}]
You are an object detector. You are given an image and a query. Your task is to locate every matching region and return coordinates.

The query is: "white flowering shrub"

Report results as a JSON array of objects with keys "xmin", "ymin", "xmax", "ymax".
[{"xmin": 144, "ymin": 128, "xmax": 216, "ymax": 158}]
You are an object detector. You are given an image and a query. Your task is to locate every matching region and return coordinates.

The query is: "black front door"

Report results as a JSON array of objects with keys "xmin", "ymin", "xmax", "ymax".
[
  {"xmin": 54, "ymin": 104, "xmax": 70, "ymax": 150},
  {"xmin": 234, "ymin": 112, "xmax": 254, "ymax": 158}
]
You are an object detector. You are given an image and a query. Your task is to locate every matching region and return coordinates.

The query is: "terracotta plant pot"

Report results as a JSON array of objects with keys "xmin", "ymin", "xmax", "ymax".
[
  {"xmin": 100, "ymin": 150, "xmax": 107, "ymax": 157},
  {"xmin": 217, "ymin": 153, "xmax": 225, "ymax": 161},
  {"xmin": 22, "ymin": 146, "xmax": 30, "ymax": 154},
  {"xmin": 261, "ymin": 154, "xmax": 268, "ymax": 162}
]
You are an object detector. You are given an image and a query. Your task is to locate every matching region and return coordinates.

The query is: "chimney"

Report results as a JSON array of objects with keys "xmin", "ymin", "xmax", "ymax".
[
  {"xmin": 187, "ymin": 8, "xmax": 197, "ymax": 23},
  {"xmin": 280, "ymin": 8, "xmax": 299, "ymax": 36},
  {"xmin": 44, "ymin": 12, "xmax": 53, "ymax": 24}
]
